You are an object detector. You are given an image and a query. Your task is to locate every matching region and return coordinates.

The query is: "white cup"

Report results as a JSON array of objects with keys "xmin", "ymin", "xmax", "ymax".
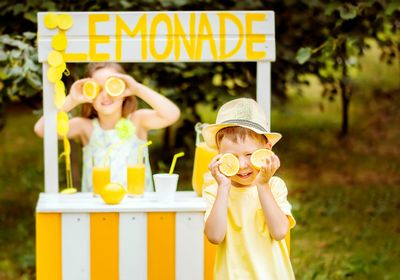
[{"xmin": 153, "ymin": 173, "xmax": 179, "ymax": 203}]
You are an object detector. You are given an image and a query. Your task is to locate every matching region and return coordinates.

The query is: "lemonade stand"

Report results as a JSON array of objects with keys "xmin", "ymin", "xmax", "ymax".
[{"xmin": 36, "ymin": 11, "xmax": 276, "ymax": 280}]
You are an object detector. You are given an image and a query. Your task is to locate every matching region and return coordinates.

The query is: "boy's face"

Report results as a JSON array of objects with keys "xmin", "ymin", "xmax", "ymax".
[{"xmin": 219, "ymin": 135, "xmax": 272, "ymax": 188}]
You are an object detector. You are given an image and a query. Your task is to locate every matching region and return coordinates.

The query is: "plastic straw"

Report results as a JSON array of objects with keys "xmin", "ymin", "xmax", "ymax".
[
  {"xmin": 138, "ymin": 140, "xmax": 152, "ymax": 164},
  {"xmin": 169, "ymin": 152, "xmax": 185, "ymax": 175}
]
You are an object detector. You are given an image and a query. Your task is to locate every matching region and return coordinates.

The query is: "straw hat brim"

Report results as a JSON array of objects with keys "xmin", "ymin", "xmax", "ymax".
[{"xmin": 202, "ymin": 123, "xmax": 282, "ymax": 149}]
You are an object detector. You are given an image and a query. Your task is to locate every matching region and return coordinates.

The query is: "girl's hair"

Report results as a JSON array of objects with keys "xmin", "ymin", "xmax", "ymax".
[
  {"xmin": 216, "ymin": 126, "xmax": 269, "ymax": 147},
  {"xmin": 81, "ymin": 62, "xmax": 137, "ymax": 119}
]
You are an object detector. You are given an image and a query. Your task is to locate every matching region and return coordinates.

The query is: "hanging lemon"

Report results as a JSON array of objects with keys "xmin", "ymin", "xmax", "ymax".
[
  {"xmin": 219, "ymin": 153, "xmax": 240, "ymax": 176},
  {"xmin": 57, "ymin": 14, "xmax": 73, "ymax": 30},
  {"xmin": 52, "ymin": 32, "xmax": 68, "ymax": 51},
  {"xmin": 57, "ymin": 111, "xmax": 69, "ymax": 137},
  {"xmin": 47, "ymin": 51, "xmax": 64, "ymax": 67},
  {"xmin": 250, "ymin": 149, "xmax": 275, "ymax": 169},
  {"xmin": 54, "ymin": 80, "xmax": 65, "ymax": 95},
  {"xmin": 83, "ymin": 81, "xmax": 100, "ymax": 99},
  {"xmin": 54, "ymin": 90, "xmax": 66, "ymax": 109},
  {"xmin": 105, "ymin": 77, "xmax": 126, "ymax": 97},
  {"xmin": 101, "ymin": 183, "xmax": 127, "ymax": 205},
  {"xmin": 47, "ymin": 67, "xmax": 63, "ymax": 83},
  {"xmin": 44, "ymin": 13, "xmax": 59, "ymax": 29}
]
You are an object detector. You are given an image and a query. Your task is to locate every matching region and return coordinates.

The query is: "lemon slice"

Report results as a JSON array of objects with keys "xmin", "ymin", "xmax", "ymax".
[
  {"xmin": 83, "ymin": 81, "xmax": 100, "ymax": 99},
  {"xmin": 47, "ymin": 51, "xmax": 64, "ymax": 67},
  {"xmin": 58, "ymin": 14, "xmax": 73, "ymax": 30},
  {"xmin": 57, "ymin": 111, "xmax": 69, "ymax": 136},
  {"xmin": 52, "ymin": 32, "xmax": 68, "ymax": 51},
  {"xmin": 219, "ymin": 153, "xmax": 239, "ymax": 176},
  {"xmin": 54, "ymin": 90, "xmax": 66, "ymax": 109},
  {"xmin": 44, "ymin": 13, "xmax": 59, "ymax": 29},
  {"xmin": 101, "ymin": 183, "xmax": 127, "ymax": 204},
  {"xmin": 105, "ymin": 77, "xmax": 126, "ymax": 97},
  {"xmin": 250, "ymin": 149, "xmax": 275, "ymax": 169}
]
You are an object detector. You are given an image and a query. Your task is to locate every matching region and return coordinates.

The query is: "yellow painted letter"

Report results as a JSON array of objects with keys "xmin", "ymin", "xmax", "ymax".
[
  {"xmin": 195, "ymin": 14, "xmax": 218, "ymax": 60},
  {"xmin": 150, "ymin": 14, "xmax": 173, "ymax": 60},
  {"xmin": 218, "ymin": 13, "xmax": 243, "ymax": 60},
  {"xmin": 116, "ymin": 15, "xmax": 148, "ymax": 61},
  {"xmin": 89, "ymin": 14, "xmax": 110, "ymax": 61},
  {"xmin": 174, "ymin": 14, "xmax": 196, "ymax": 60},
  {"xmin": 245, "ymin": 13, "xmax": 266, "ymax": 60}
]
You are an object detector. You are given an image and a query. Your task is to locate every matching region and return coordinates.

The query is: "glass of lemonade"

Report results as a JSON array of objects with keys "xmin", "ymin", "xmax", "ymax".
[
  {"xmin": 127, "ymin": 163, "xmax": 145, "ymax": 197},
  {"xmin": 92, "ymin": 156, "xmax": 111, "ymax": 196}
]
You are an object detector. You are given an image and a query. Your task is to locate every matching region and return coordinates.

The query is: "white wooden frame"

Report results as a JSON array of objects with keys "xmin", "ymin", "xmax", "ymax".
[{"xmin": 37, "ymin": 11, "xmax": 275, "ymax": 193}]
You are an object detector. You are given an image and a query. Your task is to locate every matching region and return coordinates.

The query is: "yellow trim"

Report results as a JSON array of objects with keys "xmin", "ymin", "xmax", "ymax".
[
  {"xmin": 285, "ymin": 231, "xmax": 291, "ymax": 256},
  {"xmin": 36, "ymin": 213, "xmax": 61, "ymax": 280},
  {"xmin": 204, "ymin": 236, "xmax": 216, "ymax": 280},
  {"xmin": 90, "ymin": 213, "xmax": 119, "ymax": 280},
  {"xmin": 148, "ymin": 212, "xmax": 175, "ymax": 280}
]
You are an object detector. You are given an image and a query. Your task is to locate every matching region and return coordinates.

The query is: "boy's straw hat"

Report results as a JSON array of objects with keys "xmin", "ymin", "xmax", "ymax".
[{"xmin": 202, "ymin": 98, "xmax": 282, "ymax": 149}]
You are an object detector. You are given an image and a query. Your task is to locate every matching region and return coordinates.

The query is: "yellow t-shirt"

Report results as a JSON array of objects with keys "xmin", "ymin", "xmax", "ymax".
[{"xmin": 203, "ymin": 176, "xmax": 296, "ymax": 280}]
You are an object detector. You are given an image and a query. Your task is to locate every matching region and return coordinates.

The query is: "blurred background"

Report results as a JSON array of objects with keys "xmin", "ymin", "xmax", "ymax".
[{"xmin": 0, "ymin": 0, "xmax": 399, "ymax": 279}]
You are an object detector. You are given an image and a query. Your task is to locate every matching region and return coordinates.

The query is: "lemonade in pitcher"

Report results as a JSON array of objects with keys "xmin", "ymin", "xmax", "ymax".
[{"xmin": 192, "ymin": 123, "xmax": 218, "ymax": 196}]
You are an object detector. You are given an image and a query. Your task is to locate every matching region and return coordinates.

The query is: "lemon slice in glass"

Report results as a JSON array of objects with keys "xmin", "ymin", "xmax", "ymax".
[
  {"xmin": 57, "ymin": 111, "xmax": 69, "ymax": 136},
  {"xmin": 44, "ymin": 13, "xmax": 59, "ymax": 29},
  {"xmin": 101, "ymin": 183, "xmax": 127, "ymax": 204},
  {"xmin": 83, "ymin": 80, "xmax": 100, "ymax": 99},
  {"xmin": 250, "ymin": 149, "xmax": 275, "ymax": 169},
  {"xmin": 58, "ymin": 14, "xmax": 73, "ymax": 30},
  {"xmin": 52, "ymin": 32, "xmax": 68, "ymax": 51},
  {"xmin": 219, "ymin": 153, "xmax": 239, "ymax": 176},
  {"xmin": 105, "ymin": 77, "xmax": 126, "ymax": 97}
]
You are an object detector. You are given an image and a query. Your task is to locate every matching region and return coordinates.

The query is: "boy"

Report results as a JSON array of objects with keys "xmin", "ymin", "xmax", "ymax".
[{"xmin": 202, "ymin": 98, "xmax": 296, "ymax": 279}]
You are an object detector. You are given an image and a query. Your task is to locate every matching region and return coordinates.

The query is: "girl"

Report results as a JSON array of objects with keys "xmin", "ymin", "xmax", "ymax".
[{"xmin": 34, "ymin": 63, "xmax": 180, "ymax": 192}]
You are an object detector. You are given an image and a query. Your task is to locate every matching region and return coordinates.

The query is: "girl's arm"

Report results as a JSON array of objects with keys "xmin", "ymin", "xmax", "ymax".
[
  {"xmin": 34, "ymin": 78, "xmax": 93, "ymax": 143},
  {"xmin": 255, "ymin": 155, "xmax": 289, "ymax": 241},
  {"xmin": 204, "ymin": 155, "xmax": 231, "ymax": 244},
  {"xmin": 116, "ymin": 74, "xmax": 180, "ymax": 131}
]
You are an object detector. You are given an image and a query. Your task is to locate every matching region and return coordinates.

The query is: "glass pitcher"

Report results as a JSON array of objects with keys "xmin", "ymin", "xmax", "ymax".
[{"xmin": 192, "ymin": 123, "xmax": 218, "ymax": 196}]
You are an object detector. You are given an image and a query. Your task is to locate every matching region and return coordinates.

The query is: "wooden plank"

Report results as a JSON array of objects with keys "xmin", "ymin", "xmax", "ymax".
[
  {"xmin": 90, "ymin": 213, "xmax": 119, "ymax": 280},
  {"xmin": 36, "ymin": 213, "xmax": 61, "ymax": 280},
  {"xmin": 147, "ymin": 212, "xmax": 175, "ymax": 280},
  {"xmin": 62, "ymin": 213, "xmax": 90, "ymax": 280},
  {"xmin": 175, "ymin": 212, "xmax": 204, "ymax": 280}
]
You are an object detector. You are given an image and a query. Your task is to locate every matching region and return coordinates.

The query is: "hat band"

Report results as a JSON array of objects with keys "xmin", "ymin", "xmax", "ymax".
[{"xmin": 221, "ymin": 119, "xmax": 269, "ymax": 133}]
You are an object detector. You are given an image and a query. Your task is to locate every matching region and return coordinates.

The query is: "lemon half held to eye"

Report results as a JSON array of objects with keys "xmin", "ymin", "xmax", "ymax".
[
  {"xmin": 83, "ymin": 81, "xmax": 100, "ymax": 99},
  {"xmin": 218, "ymin": 153, "xmax": 240, "ymax": 177},
  {"xmin": 105, "ymin": 77, "xmax": 126, "ymax": 97},
  {"xmin": 101, "ymin": 183, "xmax": 127, "ymax": 205},
  {"xmin": 250, "ymin": 149, "xmax": 275, "ymax": 169}
]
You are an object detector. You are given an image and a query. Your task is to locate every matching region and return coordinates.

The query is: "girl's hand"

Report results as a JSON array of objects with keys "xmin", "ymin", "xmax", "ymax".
[
  {"xmin": 254, "ymin": 154, "xmax": 280, "ymax": 187},
  {"xmin": 208, "ymin": 154, "xmax": 231, "ymax": 191},
  {"xmin": 111, "ymin": 73, "xmax": 140, "ymax": 97},
  {"xmin": 69, "ymin": 78, "xmax": 94, "ymax": 105}
]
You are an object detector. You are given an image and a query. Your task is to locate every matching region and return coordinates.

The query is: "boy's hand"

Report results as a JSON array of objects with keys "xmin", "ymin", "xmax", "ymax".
[
  {"xmin": 254, "ymin": 154, "xmax": 280, "ymax": 186},
  {"xmin": 208, "ymin": 154, "xmax": 231, "ymax": 191},
  {"xmin": 111, "ymin": 73, "xmax": 139, "ymax": 97},
  {"xmin": 69, "ymin": 78, "xmax": 94, "ymax": 105}
]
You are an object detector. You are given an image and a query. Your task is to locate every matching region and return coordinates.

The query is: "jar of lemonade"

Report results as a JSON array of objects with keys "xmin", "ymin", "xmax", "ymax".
[{"xmin": 192, "ymin": 123, "xmax": 218, "ymax": 196}]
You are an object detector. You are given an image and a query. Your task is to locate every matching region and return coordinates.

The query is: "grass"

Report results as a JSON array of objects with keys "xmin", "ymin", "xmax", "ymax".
[{"xmin": 0, "ymin": 43, "xmax": 399, "ymax": 279}]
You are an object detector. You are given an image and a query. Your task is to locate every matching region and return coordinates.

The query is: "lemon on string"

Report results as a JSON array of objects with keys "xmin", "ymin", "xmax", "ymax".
[
  {"xmin": 44, "ymin": 13, "xmax": 59, "ymax": 29},
  {"xmin": 60, "ymin": 137, "xmax": 77, "ymax": 194},
  {"xmin": 54, "ymin": 90, "xmax": 66, "ymax": 109},
  {"xmin": 54, "ymin": 80, "xmax": 65, "ymax": 95},
  {"xmin": 48, "ymin": 50, "xmax": 64, "ymax": 67},
  {"xmin": 57, "ymin": 111, "xmax": 69, "ymax": 137},
  {"xmin": 52, "ymin": 31, "xmax": 68, "ymax": 51},
  {"xmin": 47, "ymin": 66, "xmax": 63, "ymax": 83},
  {"xmin": 58, "ymin": 14, "xmax": 73, "ymax": 30}
]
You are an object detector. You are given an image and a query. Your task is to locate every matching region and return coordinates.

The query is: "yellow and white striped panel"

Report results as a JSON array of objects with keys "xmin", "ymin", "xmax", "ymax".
[{"xmin": 36, "ymin": 211, "xmax": 216, "ymax": 280}]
